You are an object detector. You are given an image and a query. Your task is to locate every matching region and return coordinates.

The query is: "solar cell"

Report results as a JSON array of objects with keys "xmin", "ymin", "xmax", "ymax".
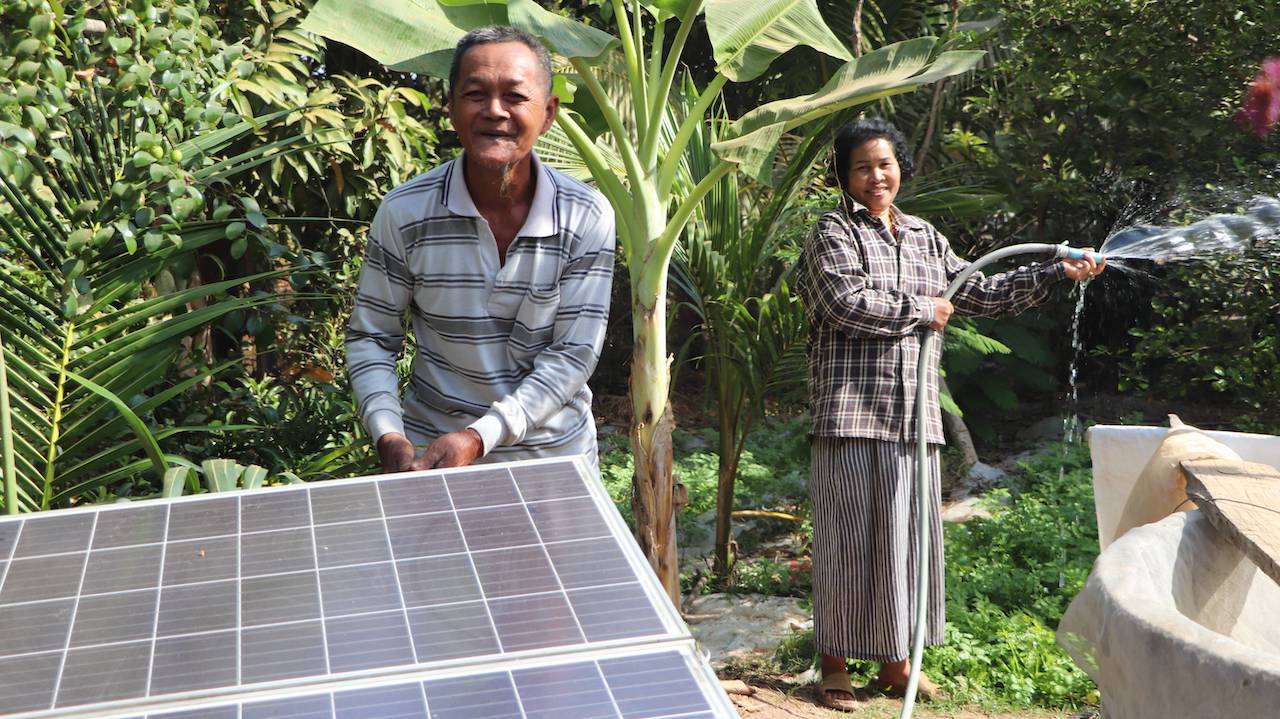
[
  {"xmin": 0, "ymin": 457, "xmax": 734, "ymax": 719},
  {"xmin": 119, "ymin": 646, "xmax": 731, "ymax": 719}
]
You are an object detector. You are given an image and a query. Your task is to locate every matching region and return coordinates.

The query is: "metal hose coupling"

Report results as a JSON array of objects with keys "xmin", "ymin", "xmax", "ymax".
[{"xmin": 1056, "ymin": 245, "xmax": 1106, "ymax": 264}]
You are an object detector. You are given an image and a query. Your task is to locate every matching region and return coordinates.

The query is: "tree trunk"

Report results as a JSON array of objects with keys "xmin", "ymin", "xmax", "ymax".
[
  {"xmin": 851, "ymin": 0, "xmax": 864, "ymax": 58},
  {"xmin": 939, "ymin": 376, "xmax": 978, "ymax": 470},
  {"xmin": 629, "ymin": 256, "xmax": 680, "ymax": 603},
  {"xmin": 712, "ymin": 387, "xmax": 739, "ymax": 578},
  {"xmin": 913, "ymin": 0, "xmax": 961, "ymax": 172}
]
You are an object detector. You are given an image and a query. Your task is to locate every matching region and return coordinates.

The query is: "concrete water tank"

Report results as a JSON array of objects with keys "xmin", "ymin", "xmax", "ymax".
[{"xmin": 1058, "ymin": 426, "xmax": 1280, "ymax": 718}]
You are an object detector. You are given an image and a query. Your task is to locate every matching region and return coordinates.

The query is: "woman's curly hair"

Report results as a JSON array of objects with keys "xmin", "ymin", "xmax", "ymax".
[{"xmin": 831, "ymin": 117, "xmax": 915, "ymax": 188}]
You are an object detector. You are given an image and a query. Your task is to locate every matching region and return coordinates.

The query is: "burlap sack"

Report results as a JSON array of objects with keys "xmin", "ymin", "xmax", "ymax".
[{"xmin": 1112, "ymin": 415, "xmax": 1242, "ymax": 542}]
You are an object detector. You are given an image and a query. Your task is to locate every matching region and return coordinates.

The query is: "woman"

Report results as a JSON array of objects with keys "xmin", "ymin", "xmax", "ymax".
[{"xmin": 797, "ymin": 118, "xmax": 1102, "ymax": 711}]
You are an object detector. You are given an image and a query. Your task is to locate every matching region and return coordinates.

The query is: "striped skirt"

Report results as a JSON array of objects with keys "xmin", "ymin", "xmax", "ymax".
[{"xmin": 809, "ymin": 436, "xmax": 945, "ymax": 662}]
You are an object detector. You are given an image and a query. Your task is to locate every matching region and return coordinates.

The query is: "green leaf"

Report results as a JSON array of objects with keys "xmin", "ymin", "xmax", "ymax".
[
  {"xmin": 551, "ymin": 74, "xmax": 575, "ymax": 103},
  {"xmin": 24, "ymin": 107, "xmax": 47, "ymax": 135},
  {"xmin": 709, "ymin": 121, "xmax": 785, "ymax": 184},
  {"xmin": 242, "ymin": 465, "xmax": 268, "ymax": 490},
  {"xmin": 638, "ymin": 0, "xmax": 697, "ymax": 19},
  {"xmin": 144, "ymin": 231, "xmax": 166, "ymax": 253},
  {"xmin": 246, "ymin": 211, "xmax": 267, "ymax": 229},
  {"xmin": 201, "ymin": 459, "xmax": 243, "ymax": 493},
  {"xmin": 704, "ymin": 0, "xmax": 852, "ymax": 82},
  {"xmin": 60, "ymin": 368, "xmax": 167, "ymax": 478},
  {"xmin": 162, "ymin": 466, "xmax": 190, "ymax": 498},
  {"xmin": 734, "ymin": 41, "xmax": 983, "ymax": 137},
  {"xmin": 67, "ymin": 229, "xmax": 92, "ymax": 253},
  {"xmin": 940, "ymin": 388, "xmax": 963, "ymax": 417},
  {"xmin": 507, "ymin": 0, "xmax": 619, "ymax": 62},
  {"xmin": 300, "ymin": 0, "xmax": 477, "ymax": 79}
]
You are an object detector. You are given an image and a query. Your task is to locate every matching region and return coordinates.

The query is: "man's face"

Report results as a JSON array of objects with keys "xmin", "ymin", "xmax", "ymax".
[{"xmin": 448, "ymin": 41, "xmax": 558, "ymax": 172}]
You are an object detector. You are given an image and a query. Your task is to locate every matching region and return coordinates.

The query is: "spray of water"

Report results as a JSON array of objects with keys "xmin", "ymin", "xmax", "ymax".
[
  {"xmin": 1063, "ymin": 195, "xmax": 1280, "ymax": 443},
  {"xmin": 1098, "ymin": 195, "xmax": 1280, "ymax": 262},
  {"xmin": 1062, "ymin": 285, "xmax": 1089, "ymax": 444}
]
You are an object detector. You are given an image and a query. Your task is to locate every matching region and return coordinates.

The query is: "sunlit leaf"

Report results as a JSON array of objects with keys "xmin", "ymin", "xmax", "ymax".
[{"xmin": 704, "ymin": 0, "xmax": 852, "ymax": 82}]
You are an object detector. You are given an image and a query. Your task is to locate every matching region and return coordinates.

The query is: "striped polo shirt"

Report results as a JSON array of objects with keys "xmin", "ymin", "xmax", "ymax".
[{"xmin": 346, "ymin": 153, "xmax": 616, "ymax": 462}]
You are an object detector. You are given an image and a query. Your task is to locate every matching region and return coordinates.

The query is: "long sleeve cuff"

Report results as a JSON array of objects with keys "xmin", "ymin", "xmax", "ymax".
[
  {"xmin": 915, "ymin": 295, "xmax": 936, "ymax": 326},
  {"xmin": 1045, "ymin": 260, "xmax": 1068, "ymax": 282},
  {"xmin": 365, "ymin": 409, "xmax": 405, "ymax": 444},
  {"xmin": 467, "ymin": 413, "xmax": 505, "ymax": 457}
]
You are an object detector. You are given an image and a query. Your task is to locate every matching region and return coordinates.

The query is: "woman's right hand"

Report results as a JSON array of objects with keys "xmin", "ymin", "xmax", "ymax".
[{"xmin": 929, "ymin": 298, "xmax": 954, "ymax": 331}]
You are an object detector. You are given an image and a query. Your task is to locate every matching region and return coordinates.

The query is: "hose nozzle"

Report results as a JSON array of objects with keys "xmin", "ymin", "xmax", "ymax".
[{"xmin": 1057, "ymin": 245, "xmax": 1106, "ymax": 264}]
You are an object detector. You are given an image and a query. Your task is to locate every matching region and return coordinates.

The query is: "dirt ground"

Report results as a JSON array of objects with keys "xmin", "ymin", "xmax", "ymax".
[{"xmin": 723, "ymin": 679, "xmax": 1077, "ymax": 719}]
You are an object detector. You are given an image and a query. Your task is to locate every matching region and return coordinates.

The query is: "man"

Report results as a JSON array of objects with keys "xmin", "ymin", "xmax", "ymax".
[{"xmin": 347, "ymin": 26, "xmax": 615, "ymax": 472}]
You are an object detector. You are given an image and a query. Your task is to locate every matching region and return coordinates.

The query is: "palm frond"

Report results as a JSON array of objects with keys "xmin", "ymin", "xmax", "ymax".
[{"xmin": 0, "ymin": 96, "xmax": 310, "ymax": 512}]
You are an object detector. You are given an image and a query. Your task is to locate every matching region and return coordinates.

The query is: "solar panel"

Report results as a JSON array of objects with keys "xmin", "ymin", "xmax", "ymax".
[{"xmin": 0, "ymin": 457, "xmax": 738, "ymax": 719}]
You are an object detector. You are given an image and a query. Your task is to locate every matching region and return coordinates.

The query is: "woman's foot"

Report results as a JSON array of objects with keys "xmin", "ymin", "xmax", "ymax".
[
  {"xmin": 816, "ymin": 654, "xmax": 864, "ymax": 711},
  {"xmin": 871, "ymin": 659, "xmax": 945, "ymax": 701}
]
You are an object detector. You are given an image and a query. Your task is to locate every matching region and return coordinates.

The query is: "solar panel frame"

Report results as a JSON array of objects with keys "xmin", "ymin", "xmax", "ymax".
[
  {"xmin": 115, "ymin": 644, "xmax": 737, "ymax": 719},
  {"xmin": 0, "ymin": 456, "xmax": 730, "ymax": 719}
]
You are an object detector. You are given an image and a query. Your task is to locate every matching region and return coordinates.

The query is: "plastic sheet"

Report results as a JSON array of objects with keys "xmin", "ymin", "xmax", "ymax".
[{"xmin": 1086, "ymin": 425, "xmax": 1280, "ymax": 550}]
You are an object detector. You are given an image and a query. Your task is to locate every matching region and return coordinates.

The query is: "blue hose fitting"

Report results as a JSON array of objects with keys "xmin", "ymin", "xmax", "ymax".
[{"xmin": 1057, "ymin": 245, "xmax": 1106, "ymax": 264}]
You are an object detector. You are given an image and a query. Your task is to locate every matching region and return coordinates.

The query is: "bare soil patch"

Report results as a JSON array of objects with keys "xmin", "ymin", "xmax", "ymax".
[{"xmin": 725, "ymin": 679, "xmax": 1071, "ymax": 719}]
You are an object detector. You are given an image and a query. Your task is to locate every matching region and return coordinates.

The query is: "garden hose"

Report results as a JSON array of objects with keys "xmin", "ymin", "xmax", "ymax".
[{"xmin": 901, "ymin": 243, "xmax": 1102, "ymax": 719}]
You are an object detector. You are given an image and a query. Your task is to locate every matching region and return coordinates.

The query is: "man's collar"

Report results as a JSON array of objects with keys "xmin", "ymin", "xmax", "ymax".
[
  {"xmin": 445, "ymin": 152, "xmax": 557, "ymax": 237},
  {"xmin": 839, "ymin": 192, "xmax": 926, "ymax": 230}
]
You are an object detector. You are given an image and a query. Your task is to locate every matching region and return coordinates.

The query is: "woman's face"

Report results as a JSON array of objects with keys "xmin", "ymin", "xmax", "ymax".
[{"xmin": 845, "ymin": 137, "xmax": 900, "ymax": 216}]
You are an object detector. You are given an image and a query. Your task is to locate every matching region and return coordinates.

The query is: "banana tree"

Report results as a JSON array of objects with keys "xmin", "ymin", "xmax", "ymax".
[
  {"xmin": 300, "ymin": 0, "xmax": 982, "ymax": 598},
  {"xmin": 0, "ymin": 89, "xmax": 306, "ymax": 513}
]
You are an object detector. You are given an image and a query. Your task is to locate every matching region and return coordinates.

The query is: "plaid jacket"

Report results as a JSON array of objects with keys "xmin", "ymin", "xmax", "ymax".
[{"xmin": 798, "ymin": 199, "xmax": 1066, "ymax": 444}]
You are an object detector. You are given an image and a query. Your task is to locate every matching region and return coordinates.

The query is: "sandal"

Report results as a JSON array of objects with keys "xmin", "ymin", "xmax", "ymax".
[
  {"xmin": 870, "ymin": 673, "xmax": 946, "ymax": 702},
  {"xmin": 816, "ymin": 671, "xmax": 864, "ymax": 712}
]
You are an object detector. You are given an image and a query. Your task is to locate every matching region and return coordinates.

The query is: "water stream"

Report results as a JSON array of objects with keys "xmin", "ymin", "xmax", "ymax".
[
  {"xmin": 1062, "ymin": 194, "xmax": 1280, "ymax": 443},
  {"xmin": 1098, "ymin": 195, "xmax": 1280, "ymax": 263}
]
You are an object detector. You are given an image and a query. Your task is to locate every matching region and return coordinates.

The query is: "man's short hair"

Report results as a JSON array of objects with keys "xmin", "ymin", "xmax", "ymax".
[{"xmin": 449, "ymin": 26, "xmax": 554, "ymax": 97}]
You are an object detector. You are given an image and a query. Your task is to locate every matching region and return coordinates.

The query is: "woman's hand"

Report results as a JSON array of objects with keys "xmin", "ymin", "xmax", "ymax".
[
  {"xmin": 929, "ymin": 298, "xmax": 954, "ymax": 331},
  {"xmin": 1062, "ymin": 248, "xmax": 1106, "ymax": 281}
]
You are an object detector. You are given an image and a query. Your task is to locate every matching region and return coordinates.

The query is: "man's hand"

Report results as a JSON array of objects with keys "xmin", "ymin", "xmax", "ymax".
[
  {"xmin": 928, "ymin": 297, "xmax": 954, "ymax": 331},
  {"xmin": 377, "ymin": 432, "xmax": 417, "ymax": 474},
  {"xmin": 418, "ymin": 429, "xmax": 484, "ymax": 470}
]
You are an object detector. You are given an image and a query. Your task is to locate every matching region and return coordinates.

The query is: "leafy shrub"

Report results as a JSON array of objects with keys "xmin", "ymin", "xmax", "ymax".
[
  {"xmin": 1107, "ymin": 238, "xmax": 1280, "ymax": 431},
  {"xmin": 599, "ymin": 416, "xmax": 811, "ymax": 549},
  {"xmin": 933, "ymin": 441, "xmax": 1098, "ymax": 706},
  {"xmin": 0, "ymin": 0, "xmax": 321, "ymax": 509}
]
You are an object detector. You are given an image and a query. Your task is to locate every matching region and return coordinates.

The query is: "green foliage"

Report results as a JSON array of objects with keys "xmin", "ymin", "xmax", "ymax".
[
  {"xmin": 946, "ymin": 443, "xmax": 1096, "ymax": 623},
  {"xmin": 933, "ymin": 441, "xmax": 1098, "ymax": 706},
  {"xmin": 1110, "ymin": 239, "xmax": 1280, "ymax": 431},
  {"xmin": 599, "ymin": 416, "xmax": 811, "ymax": 546},
  {"xmin": 729, "ymin": 556, "xmax": 812, "ymax": 596},
  {"xmin": 956, "ymin": 0, "xmax": 1280, "ymax": 249},
  {"xmin": 943, "ymin": 313, "xmax": 1059, "ymax": 441},
  {"xmin": 669, "ymin": 73, "xmax": 818, "ymax": 575},
  {"xmin": 161, "ymin": 371, "xmax": 377, "ymax": 483},
  {"xmin": 0, "ymin": 0, "xmax": 320, "ymax": 512},
  {"xmin": 161, "ymin": 458, "xmax": 280, "ymax": 498}
]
